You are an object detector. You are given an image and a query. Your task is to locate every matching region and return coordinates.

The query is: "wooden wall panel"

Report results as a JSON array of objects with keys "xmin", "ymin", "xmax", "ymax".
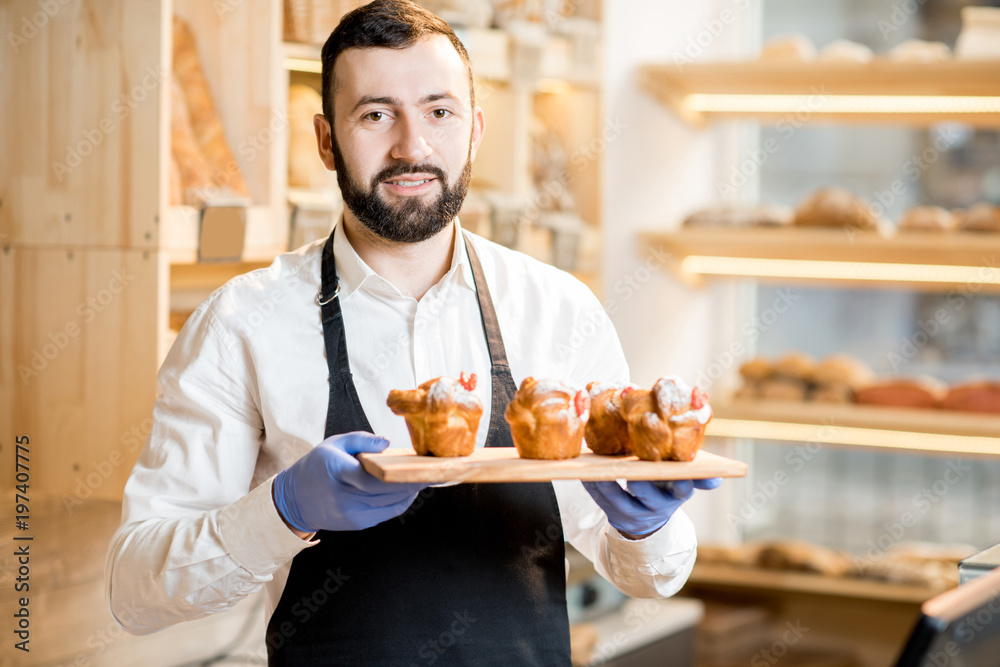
[
  {"xmin": 9, "ymin": 248, "xmax": 160, "ymax": 500},
  {"xmin": 1, "ymin": 0, "xmax": 165, "ymax": 249}
]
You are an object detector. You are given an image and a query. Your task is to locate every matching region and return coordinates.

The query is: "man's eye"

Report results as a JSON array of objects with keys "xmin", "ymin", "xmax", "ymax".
[
  {"xmin": 364, "ymin": 111, "xmax": 385, "ymax": 122},
  {"xmin": 432, "ymin": 109, "xmax": 452, "ymax": 119}
]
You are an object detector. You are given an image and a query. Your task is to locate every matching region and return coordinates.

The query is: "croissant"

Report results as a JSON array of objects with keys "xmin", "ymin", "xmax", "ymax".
[
  {"xmin": 505, "ymin": 377, "xmax": 590, "ymax": 460},
  {"xmin": 584, "ymin": 381, "xmax": 637, "ymax": 456},
  {"xmin": 387, "ymin": 373, "xmax": 482, "ymax": 457},
  {"xmin": 621, "ymin": 377, "xmax": 712, "ymax": 462}
]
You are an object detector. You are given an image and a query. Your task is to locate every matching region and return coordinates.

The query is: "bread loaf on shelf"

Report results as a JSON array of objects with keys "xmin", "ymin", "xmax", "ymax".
[
  {"xmin": 172, "ymin": 15, "xmax": 249, "ymax": 198},
  {"xmin": 958, "ymin": 203, "xmax": 1000, "ymax": 232},
  {"xmin": 898, "ymin": 205, "xmax": 957, "ymax": 232},
  {"xmin": 854, "ymin": 376, "xmax": 947, "ymax": 409},
  {"xmin": 793, "ymin": 187, "xmax": 882, "ymax": 231},
  {"xmin": 942, "ymin": 380, "xmax": 1000, "ymax": 413}
]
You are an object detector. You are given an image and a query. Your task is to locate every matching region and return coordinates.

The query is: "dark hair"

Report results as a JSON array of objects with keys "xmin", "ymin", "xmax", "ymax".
[{"xmin": 320, "ymin": 0, "xmax": 475, "ymax": 126}]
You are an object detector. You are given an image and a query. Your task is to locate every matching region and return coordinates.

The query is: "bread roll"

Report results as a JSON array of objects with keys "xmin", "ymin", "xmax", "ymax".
[
  {"xmin": 854, "ymin": 377, "xmax": 946, "ymax": 409},
  {"xmin": 584, "ymin": 381, "xmax": 636, "ymax": 456},
  {"xmin": 819, "ymin": 39, "xmax": 873, "ymax": 63},
  {"xmin": 898, "ymin": 206, "xmax": 957, "ymax": 232},
  {"xmin": 683, "ymin": 205, "xmax": 793, "ymax": 229},
  {"xmin": 813, "ymin": 354, "xmax": 873, "ymax": 389},
  {"xmin": 774, "ymin": 352, "xmax": 815, "ymax": 381},
  {"xmin": 387, "ymin": 374, "xmax": 483, "ymax": 457},
  {"xmin": 888, "ymin": 39, "xmax": 951, "ymax": 63},
  {"xmin": 739, "ymin": 357, "xmax": 773, "ymax": 383},
  {"xmin": 794, "ymin": 187, "xmax": 881, "ymax": 231},
  {"xmin": 621, "ymin": 377, "xmax": 712, "ymax": 462},
  {"xmin": 505, "ymin": 377, "xmax": 589, "ymax": 460},
  {"xmin": 173, "ymin": 15, "xmax": 249, "ymax": 197},
  {"xmin": 942, "ymin": 380, "xmax": 1000, "ymax": 413},
  {"xmin": 759, "ymin": 34, "xmax": 816, "ymax": 62},
  {"xmin": 753, "ymin": 539, "xmax": 852, "ymax": 577},
  {"xmin": 959, "ymin": 203, "xmax": 1000, "ymax": 232}
]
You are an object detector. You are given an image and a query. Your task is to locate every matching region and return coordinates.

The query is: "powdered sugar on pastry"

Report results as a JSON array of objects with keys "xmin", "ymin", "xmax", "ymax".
[
  {"xmin": 670, "ymin": 403, "xmax": 713, "ymax": 425},
  {"xmin": 652, "ymin": 376, "xmax": 692, "ymax": 416}
]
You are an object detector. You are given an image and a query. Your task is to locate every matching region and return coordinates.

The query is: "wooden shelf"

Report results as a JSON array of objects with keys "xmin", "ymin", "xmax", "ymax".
[
  {"xmin": 639, "ymin": 60, "xmax": 1000, "ymax": 127},
  {"xmin": 688, "ymin": 562, "xmax": 943, "ymax": 604},
  {"xmin": 164, "ymin": 205, "xmax": 287, "ymax": 265},
  {"xmin": 708, "ymin": 400, "xmax": 1000, "ymax": 457},
  {"xmin": 284, "ymin": 30, "xmax": 600, "ymax": 87},
  {"xmin": 642, "ymin": 227, "xmax": 1000, "ymax": 293}
]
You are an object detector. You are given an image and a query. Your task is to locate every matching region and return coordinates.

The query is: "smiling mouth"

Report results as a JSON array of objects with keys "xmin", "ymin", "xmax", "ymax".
[{"xmin": 383, "ymin": 176, "xmax": 437, "ymax": 188}]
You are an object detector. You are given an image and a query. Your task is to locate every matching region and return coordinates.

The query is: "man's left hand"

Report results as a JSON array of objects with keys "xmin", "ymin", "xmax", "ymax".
[{"xmin": 583, "ymin": 478, "xmax": 722, "ymax": 539}]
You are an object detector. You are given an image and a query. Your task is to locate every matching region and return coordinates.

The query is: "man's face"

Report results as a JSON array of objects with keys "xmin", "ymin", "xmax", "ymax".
[{"xmin": 318, "ymin": 35, "xmax": 485, "ymax": 244}]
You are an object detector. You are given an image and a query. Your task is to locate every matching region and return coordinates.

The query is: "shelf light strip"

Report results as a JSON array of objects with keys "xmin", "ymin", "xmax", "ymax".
[
  {"xmin": 285, "ymin": 58, "xmax": 323, "ymax": 74},
  {"xmin": 686, "ymin": 94, "xmax": 1000, "ymax": 115},
  {"xmin": 708, "ymin": 418, "xmax": 1000, "ymax": 456},
  {"xmin": 681, "ymin": 256, "xmax": 1000, "ymax": 285}
]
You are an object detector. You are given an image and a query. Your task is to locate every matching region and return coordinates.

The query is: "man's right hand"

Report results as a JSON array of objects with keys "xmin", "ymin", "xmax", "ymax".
[{"xmin": 272, "ymin": 432, "xmax": 426, "ymax": 534}]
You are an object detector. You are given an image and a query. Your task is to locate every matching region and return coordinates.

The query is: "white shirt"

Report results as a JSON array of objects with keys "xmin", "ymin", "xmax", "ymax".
[{"xmin": 105, "ymin": 220, "xmax": 698, "ymax": 635}]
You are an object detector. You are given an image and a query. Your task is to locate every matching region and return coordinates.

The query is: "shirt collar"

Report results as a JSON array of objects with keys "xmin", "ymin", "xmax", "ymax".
[{"xmin": 331, "ymin": 217, "xmax": 477, "ymax": 301}]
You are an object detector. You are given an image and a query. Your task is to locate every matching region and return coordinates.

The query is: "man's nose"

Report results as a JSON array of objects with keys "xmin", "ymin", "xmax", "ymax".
[{"xmin": 390, "ymin": 114, "xmax": 433, "ymax": 163}]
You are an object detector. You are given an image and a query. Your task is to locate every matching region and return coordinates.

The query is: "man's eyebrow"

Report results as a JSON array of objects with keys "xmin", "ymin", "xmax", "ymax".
[
  {"xmin": 350, "ymin": 92, "xmax": 461, "ymax": 113},
  {"xmin": 351, "ymin": 95, "xmax": 401, "ymax": 113}
]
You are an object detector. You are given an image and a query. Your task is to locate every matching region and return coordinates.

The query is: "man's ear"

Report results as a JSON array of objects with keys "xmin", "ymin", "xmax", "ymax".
[
  {"xmin": 313, "ymin": 113, "xmax": 337, "ymax": 171},
  {"xmin": 469, "ymin": 105, "xmax": 486, "ymax": 162}
]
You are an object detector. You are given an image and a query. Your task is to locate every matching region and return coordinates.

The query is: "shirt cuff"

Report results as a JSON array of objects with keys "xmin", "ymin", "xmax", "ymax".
[
  {"xmin": 217, "ymin": 476, "xmax": 316, "ymax": 575},
  {"xmin": 604, "ymin": 509, "xmax": 697, "ymax": 594}
]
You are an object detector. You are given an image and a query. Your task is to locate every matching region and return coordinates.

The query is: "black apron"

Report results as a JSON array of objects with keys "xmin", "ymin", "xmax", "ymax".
[{"xmin": 266, "ymin": 231, "xmax": 572, "ymax": 666}]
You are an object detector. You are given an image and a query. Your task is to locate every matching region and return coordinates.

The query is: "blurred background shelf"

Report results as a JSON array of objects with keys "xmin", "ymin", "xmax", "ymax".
[
  {"xmin": 642, "ymin": 227, "xmax": 1000, "ymax": 293},
  {"xmin": 688, "ymin": 562, "xmax": 943, "ymax": 604},
  {"xmin": 708, "ymin": 400, "xmax": 1000, "ymax": 457},
  {"xmin": 638, "ymin": 60, "xmax": 1000, "ymax": 127}
]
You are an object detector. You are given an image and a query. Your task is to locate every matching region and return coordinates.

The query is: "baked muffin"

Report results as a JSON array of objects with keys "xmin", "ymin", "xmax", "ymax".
[
  {"xmin": 387, "ymin": 373, "xmax": 482, "ymax": 457},
  {"xmin": 505, "ymin": 377, "xmax": 590, "ymax": 460},
  {"xmin": 584, "ymin": 381, "xmax": 638, "ymax": 456},
  {"xmin": 621, "ymin": 376, "xmax": 713, "ymax": 462}
]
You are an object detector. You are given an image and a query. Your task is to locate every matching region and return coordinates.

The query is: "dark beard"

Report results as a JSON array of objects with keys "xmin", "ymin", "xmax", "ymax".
[{"xmin": 331, "ymin": 137, "xmax": 472, "ymax": 244}]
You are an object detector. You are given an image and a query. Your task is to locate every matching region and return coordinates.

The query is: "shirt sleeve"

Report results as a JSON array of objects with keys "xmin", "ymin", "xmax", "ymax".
[
  {"xmin": 554, "ymin": 281, "xmax": 698, "ymax": 598},
  {"xmin": 105, "ymin": 299, "xmax": 313, "ymax": 635}
]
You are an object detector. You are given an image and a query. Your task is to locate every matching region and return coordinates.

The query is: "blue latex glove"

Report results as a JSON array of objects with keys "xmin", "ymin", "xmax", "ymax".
[
  {"xmin": 273, "ymin": 432, "xmax": 427, "ymax": 533},
  {"xmin": 583, "ymin": 478, "xmax": 722, "ymax": 538}
]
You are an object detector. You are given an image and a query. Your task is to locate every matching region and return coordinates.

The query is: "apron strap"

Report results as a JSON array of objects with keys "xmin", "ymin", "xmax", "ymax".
[{"xmin": 463, "ymin": 232, "xmax": 518, "ymax": 449}]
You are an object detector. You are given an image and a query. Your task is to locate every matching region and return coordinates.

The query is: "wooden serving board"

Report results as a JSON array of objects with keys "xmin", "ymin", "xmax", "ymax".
[{"xmin": 358, "ymin": 447, "xmax": 747, "ymax": 484}]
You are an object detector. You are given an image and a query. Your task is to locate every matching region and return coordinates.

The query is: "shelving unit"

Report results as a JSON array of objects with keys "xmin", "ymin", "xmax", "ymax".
[
  {"xmin": 642, "ymin": 227, "xmax": 1000, "ymax": 293},
  {"xmin": 707, "ymin": 400, "xmax": 1000, "ymax": 457},
  {"xmin": 638, "ymin": 60, "xmax": 1000, "ymax": 127},
  {"xmin": 639, "ymin": 58, "xmax": 1000, "ymax": 460},
  {"xmin": 688, "ymin": 562, "xmax": 943, "ymax": 604}
]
